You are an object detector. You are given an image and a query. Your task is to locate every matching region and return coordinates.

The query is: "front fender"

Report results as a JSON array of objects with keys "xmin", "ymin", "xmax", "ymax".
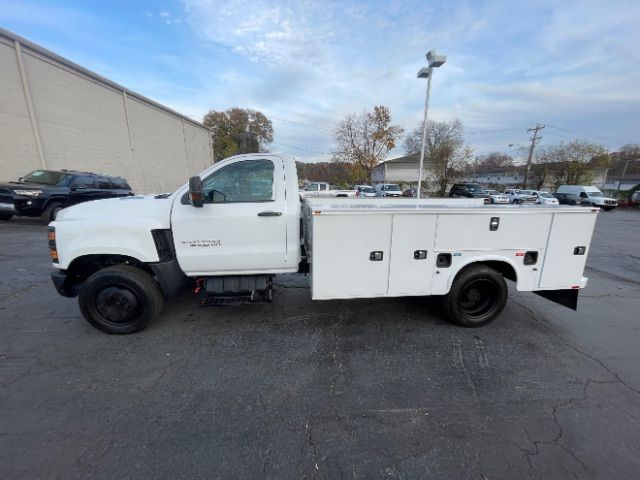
[{"xmin": 52, "ymin": 218, "xmax": 161, "ymax": 269}]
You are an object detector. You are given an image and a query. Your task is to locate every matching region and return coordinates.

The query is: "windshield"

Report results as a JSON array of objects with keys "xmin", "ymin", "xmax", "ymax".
[
  {"xmin": 360, "ymin": 187, "xmax": 374, "ymax": 193},
  {"xmin": 464, "ymin": 184, "xmax": 484, "ymax": 192},
  {"xmin": 22, "ymin": 170, "xmax": 73, "ymax": 186},
  {"xmin": 540, "ymin": 192, "xmax": 553, "ymax": 198},
  {"xmin": 384, "ymin": 185, "xmax": 400, "ymax": 191},
  {"xmin": 588, "ymin": 192, "xmax": 603, "ymax": 197}
]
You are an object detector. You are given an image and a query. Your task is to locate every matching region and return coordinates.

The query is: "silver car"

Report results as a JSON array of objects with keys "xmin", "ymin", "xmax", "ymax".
[
  {"xmin": 522, "ymin": 190, "xmax": 559, "ymax": 205},
  {"xmin": 485, "ymin": 189, "xmax": 510, "ymax": 204}
]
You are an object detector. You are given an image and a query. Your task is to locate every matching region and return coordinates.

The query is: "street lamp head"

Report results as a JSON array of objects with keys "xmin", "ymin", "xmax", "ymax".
[
  {"xmin": 427, "ymin": 50, "xmax": 446, "ymax": 68},
  {"xmin": 417, "ymin": 67, "xmax": 430, "ymax": 78}
]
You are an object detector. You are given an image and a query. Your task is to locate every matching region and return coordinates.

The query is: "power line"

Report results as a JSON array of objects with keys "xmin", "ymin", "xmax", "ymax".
[
  {"xmin": 546, "ymin": 125, "xmax": 637, "ymax": 145},
  {"xmin": 465, "ymin": 127, "xmax": 527, "ymax": 135},
  {"xmin": 272, "ymin": 117, "xmax": 334, "ymax": 132},
  {"xmin": 270, "ymin": 142, "xmax": 332, "ymax": 156}
]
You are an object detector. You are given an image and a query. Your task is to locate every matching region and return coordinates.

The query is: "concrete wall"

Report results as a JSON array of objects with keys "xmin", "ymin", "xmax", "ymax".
[{"xmin": 0, "ymin": 29, "xmax": 212, "ymax": 194}]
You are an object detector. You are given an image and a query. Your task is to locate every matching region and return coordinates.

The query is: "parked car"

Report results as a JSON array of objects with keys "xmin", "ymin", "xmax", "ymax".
[
  {"xmin": 485, "ymin": 189, "xmax": 510, "ymax": 204},
  {"xmin": 402, "ymin": 187, "xmax": 416, "ymax": 197},
  {"xmin": 300, "ymin": 182, "xmax": 356, "ymax": 198},
  {"xmin": 556, "ymin": 185, "xmax": 617, "ymax": 211},
  {"xmin": 448, "ymin": 183, "xmax": 490, "ymax": 203},
  {"xmin": 374, "ymin": 183, "xmax": 403, "ymax": 197},
  {"xmin": 0, "ymin": 169, "xmax": 133, "ymax": 222},
  {"xmin": 631, "ymin": 190, "xmax": 640, "ymax": 205},
  {"xmin": 503, "ymin": 188, "xmax": 537, "ymax": 204},
  {"xmin": 355, "ymin": 186, "xmax": 376, "ymax": 198},
  {"xmin": 553, "ymin": 193, "xmax": 580, "ymax": 205},
  {"xmin": 521, "ymin": 190, "xmax": 559, "ymax": 206}
]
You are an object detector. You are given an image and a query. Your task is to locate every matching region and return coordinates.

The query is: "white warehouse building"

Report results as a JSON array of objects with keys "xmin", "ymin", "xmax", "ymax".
[{"xmin": 0, "ymin": 28, "xmax": 213, "ymax": 194}]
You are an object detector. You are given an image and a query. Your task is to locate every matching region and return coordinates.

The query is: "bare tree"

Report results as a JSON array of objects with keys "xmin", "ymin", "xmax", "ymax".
[
  {"xmin": 550, "ymin": 140, "xmax": 610, "ymax": 186},
  {"xmin": 477, "ymin": 152, "xmax": 514, "ymax": 170},
  {"xmin": 333, "ymin": 106, "xmax": 404, "ymax": 179},
  {"xmin": 405, "ymin": 119, "xmax": 471, "ymax": 195}
]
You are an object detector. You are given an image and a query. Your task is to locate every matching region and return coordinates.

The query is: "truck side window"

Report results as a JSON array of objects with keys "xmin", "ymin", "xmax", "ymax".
[
  {"xmin": 320, "ymin": 184, "xmax": 327, "ymax": 191},
  {"xmin": 201, "ymin": 159, "xmax": 274, "ymax": 203}
]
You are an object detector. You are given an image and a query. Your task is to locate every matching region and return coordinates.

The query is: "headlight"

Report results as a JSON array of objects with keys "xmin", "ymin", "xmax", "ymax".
[{"xmin": 14, "ymin": 189, "xmax": 43, "ymax": 197}]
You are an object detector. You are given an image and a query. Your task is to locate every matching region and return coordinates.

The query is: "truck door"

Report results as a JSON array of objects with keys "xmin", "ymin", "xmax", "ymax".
[{"xmin": 171, "ymin": 156, "xmax": 288, "ymax": 275}]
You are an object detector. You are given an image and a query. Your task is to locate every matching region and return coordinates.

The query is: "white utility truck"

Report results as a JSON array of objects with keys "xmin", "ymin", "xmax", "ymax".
[{"xmin": 48, "ymin": 154, "xmax": 599, "ymax": 334}]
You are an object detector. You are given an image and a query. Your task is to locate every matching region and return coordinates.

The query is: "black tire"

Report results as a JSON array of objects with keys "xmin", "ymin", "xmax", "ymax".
[
  {"xmin": 442, "ymin": 264, "xmax": 508, "ymax": 327},
  {"xmin": 78, "ymin": 265, "xmax": 164, "ymax": 334},
  {"xmin": 41, "ymin": 202, "xmax": 64, "ymax": 222},
  {"xmin": 0, "ymin": 213, "xmax": 12, "ymax": 220}
]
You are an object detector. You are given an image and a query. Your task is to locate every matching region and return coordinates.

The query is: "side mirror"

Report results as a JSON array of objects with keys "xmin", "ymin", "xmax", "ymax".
[{"xmin": 188, "ymin": 176, "xmax": 204, "ymax": 208}]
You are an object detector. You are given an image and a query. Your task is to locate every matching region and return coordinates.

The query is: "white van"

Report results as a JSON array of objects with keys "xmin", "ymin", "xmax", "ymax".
[{"xmin": 556, "ymin": 185, "xmax": 617, "ymax": 211}]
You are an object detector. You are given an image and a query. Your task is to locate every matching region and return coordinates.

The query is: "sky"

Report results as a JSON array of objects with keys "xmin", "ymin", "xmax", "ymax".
[{"xmin": 1, "ymin": 0, "xmax": 639, "ymax": 163}]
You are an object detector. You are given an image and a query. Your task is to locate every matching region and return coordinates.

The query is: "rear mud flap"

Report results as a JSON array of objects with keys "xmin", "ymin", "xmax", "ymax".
[{"xmin": 534, "ymin": 288, "xmax": 579, "ymax": 310}]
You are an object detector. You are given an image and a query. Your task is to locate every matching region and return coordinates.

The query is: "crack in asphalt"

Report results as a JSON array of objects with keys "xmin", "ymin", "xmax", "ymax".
[
  {"xmin": 519, "ymin": 377, "xmax": 616, "ymax": 480},
  {"xmin": 584, "ymin": 266, "xmax": 639, "ymax": 286},
  {"xmin": 305, "ymin": 420, "xmax": 320, "ymax": 480},
  {"xmin": 511, "ymin": 296, "xmax": 640, "ymax": 479},
  {"xmin": 510, "ymin": 298, "xmax": 640, "ymax": 396}
]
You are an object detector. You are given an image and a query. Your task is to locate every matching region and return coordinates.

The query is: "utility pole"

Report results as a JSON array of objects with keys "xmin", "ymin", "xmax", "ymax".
[{"xmin": 522, "ymin": 123, "xmax": 544, "ymax": 188}]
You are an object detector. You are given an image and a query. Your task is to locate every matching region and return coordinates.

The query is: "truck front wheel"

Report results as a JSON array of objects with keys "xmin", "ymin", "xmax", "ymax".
[
  {"xmin": 79, "ymin": 265, "xmax": 164, "ymax": 334},
  {"xmin": 443, "ymin": 265, "xmax": 508, "ymax": 327}
]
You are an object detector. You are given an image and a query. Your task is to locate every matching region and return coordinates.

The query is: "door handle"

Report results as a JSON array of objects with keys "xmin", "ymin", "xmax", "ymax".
[{"xmin": 258, "ymin": 211, "xmax": 282, "ymax": 217}]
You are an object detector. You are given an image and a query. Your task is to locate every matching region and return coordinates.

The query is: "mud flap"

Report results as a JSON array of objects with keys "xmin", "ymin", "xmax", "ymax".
[{"xmin": 534, "ymin": 289, "xmax": 579, "ymax": 310}]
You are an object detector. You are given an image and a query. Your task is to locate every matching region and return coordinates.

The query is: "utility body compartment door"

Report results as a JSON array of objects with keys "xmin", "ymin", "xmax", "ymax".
[
  {"xmin": 311, "ymin": 214, "xmax": 392, "ymax": 299},
  {"xmin": 539, "ymin": 212, "xmax": 597, "ymax": 289},
  {"xmin": 387, "ymin": 214, "xmax": 437, "ymax": 296}
]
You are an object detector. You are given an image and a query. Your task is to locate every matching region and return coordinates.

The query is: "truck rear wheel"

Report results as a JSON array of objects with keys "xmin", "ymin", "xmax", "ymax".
[
  {"xmin": 443, "ymin": 265, "xmax": 508, "ymax": 327},
  {"xmin": 78, "ymin": 265, "xmax": 164, "ymax": 334}
]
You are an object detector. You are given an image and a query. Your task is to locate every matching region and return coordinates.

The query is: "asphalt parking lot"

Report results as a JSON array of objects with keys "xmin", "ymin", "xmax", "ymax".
[{"xmin": 1, "ymin": 210, "xmax": 639, "ymax": 480}]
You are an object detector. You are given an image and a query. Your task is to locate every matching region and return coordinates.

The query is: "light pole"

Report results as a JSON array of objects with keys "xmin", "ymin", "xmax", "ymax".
[{"xmin": 416, "ymin": 50, "xmax": 446, "ymax": 198}]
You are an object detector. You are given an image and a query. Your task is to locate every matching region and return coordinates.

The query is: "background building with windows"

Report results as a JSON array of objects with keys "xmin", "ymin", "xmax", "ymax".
[{"xmin": 0, "ymin": 28, "xmax": 213, "ymax": 194}]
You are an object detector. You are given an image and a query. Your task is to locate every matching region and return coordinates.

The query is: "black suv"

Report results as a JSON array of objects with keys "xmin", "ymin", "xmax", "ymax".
[
  {"xmin": 448, "ymin": 183, "xmax": 490, "ymax": 202},
  {"xmin": 0, "ymin": 170, "xmax": 133, "ymax": 222}
]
